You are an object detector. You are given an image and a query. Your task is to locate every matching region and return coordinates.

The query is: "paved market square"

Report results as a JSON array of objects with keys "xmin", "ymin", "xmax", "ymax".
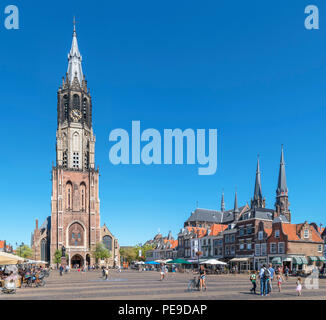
[{"xmin": 1, "ymin": 269, "xmax": 326, "ymax": 300}]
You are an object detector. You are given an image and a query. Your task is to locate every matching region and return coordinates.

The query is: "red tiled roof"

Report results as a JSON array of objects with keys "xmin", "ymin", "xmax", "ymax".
[
  {"xmin": 0, "ymin": 241, "xmax": 5, "ymax": 249},
  {"xmin": 185, "ymin": 227, "xmax": 207, "ymax": 238},
  {"xmin": 265, "ymin": 228, "xmax": 272, "ymax": 237},
  {"xmin": 281, "ymin": 223, "xmax": 323, "ymax": 242},
  {"xmin": 209, "ymin": 224, "xmax": 228, "ymax": 236}
]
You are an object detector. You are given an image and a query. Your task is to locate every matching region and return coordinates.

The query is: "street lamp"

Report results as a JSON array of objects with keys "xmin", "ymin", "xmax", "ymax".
[
  {"xmin": 15, "ymin": 242, "xmax": 24, "ymax": 257},
  {"xmin": 196, "ymin": 251, "xmax": 203, "ymax": 271}
]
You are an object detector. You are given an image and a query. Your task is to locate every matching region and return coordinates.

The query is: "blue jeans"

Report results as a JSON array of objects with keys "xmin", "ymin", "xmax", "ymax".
[{"xmin": 260, "ymin": 278, "xmax": 269, "ymax": 295}]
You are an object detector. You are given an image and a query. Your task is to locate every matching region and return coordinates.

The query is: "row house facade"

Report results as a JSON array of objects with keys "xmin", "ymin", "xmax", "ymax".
[
  {"xmin": 267, "ymin": 221, "xmax": 325, "ymax": 272},
  {"xmin": 176, "ymin": 147, "xmax": 326, "ymax": 272}
]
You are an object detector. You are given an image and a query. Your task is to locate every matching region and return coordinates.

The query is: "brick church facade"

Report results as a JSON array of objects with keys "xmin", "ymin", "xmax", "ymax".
[{"xmin": 31, "ymin": 23, "xmax": 120, "ymax": 268}]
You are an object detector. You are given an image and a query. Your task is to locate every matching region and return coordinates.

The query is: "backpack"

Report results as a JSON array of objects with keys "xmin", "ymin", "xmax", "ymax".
[{"xmin": 263, "ymin": 268, "xmax": 270, "ymax": 278}]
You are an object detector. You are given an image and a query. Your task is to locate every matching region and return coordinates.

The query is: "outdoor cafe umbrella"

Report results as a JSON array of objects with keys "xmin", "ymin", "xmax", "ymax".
[
  {"xmin": 200, "ymin": 259, "xmax": 227, "ymax": 265},
  {"xmin": 145, "ymin": 261, "xmax": 160, "ymax": 265},
  {"xmin": 167, "ymin": 258, "xmax": 191, "ymax": 264},
  {"xmin": 0, "ymin": 252, "xmax": 25, "ymax": 265},
  {"xmin": 155, "ymin": 259, "xmax": 172, "ymax": 264}
]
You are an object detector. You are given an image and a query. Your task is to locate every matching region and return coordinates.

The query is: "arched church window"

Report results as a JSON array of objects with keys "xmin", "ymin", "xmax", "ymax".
[
  {"xmin": 73, "ymin": 94, "xmax": 80, "ymax": 108},
  {"xmin": 69, "ymin": 223, "xmax": 84, "ymax": 246},
  {"xmin": 41, "ymin": 239, "xmax": 47, "ymax": 261},
  {"xmin": 103, "ymin": 235, "xmax": 112, "ymax": 251},
  {"xmin": 80, "ymin": 183, "xmax": 86, "ymax": 211}
]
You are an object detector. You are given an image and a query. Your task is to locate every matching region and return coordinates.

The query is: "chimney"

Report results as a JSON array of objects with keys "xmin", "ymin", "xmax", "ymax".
[{"xmin": 36, "ymin": 219, "xmax": 39, "ymax": 230}]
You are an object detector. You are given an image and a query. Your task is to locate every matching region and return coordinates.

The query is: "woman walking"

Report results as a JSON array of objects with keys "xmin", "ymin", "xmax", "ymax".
[{"xmin": 199, "ymin": 265, "xmax": 206, "ymax": 291}]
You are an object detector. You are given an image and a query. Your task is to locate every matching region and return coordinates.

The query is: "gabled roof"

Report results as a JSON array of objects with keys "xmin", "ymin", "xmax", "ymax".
[
  {"xmin": 0, "ymin": 241, "xmax": 5, "ymax": 249},
  {"xmin": 281, "ymin": 223, "xmax": 323, "ymax": 242},
  {"xmin": 186, "ymin": 205, "xmax": 248, "ymax": 224}
]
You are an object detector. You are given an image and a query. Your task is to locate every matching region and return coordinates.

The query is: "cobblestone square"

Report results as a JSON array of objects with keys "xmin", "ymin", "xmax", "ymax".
[{"xmin": 1, "ymin": 270, "xmax": 326, "ymax": 300}]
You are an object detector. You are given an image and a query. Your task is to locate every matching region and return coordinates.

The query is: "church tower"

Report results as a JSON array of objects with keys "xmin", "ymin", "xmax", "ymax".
[
  {"xmin": 251, "ymin": 156, "xmax": 266, "ymax": 209},
  {"xmin": 50, "ymin": 22, "xmax": 101, "ymax": 267},
  {"xmin": 275, "ymin": 145, "xmax": 291, "ymax": 222}
]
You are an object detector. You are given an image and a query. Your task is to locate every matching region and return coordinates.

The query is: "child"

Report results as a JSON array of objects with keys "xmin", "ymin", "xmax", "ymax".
[
  {"xmin": 250, "ymin": 271, "xmax": 257, "ymax": 294},
  {"xmin": 276, "ymin": 273, "xmax": 284, "ymax": 292},
  {"xmin": 296, "ymin": 277, "xmax": 302, "ymax": 296}
]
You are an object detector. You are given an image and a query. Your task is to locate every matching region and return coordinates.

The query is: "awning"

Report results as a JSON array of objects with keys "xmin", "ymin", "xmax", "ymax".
[
  {"xmin": 271, "ymin": 257, "xmax": 282, "ymax": 265},
  {"xmin": 0, "ymin": 252, "xmax": 25, "ymax": 265},
  {"xmin": 229, "ymin": 257, "xmax": 250, "ymax": 262},
  {"xmin": 309, "ymin": 256, "xmax": 318, "ymax": 261},
  {"xmin": 292, "ymin": 256, "xmax": 308, "ymax": 265},
  {"xmin": 292, "ymin": 257, "xmax": 302, "ymax": 265},
  {"xmin": 301, "ymin": 256, "xmax": 308, "ymax": 264},
  {"xmin": 317, "ymin": 256, "xmax": 326, "ymax": 262}
]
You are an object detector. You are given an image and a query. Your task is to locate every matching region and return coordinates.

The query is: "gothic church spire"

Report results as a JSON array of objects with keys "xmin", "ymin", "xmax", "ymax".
[{"xmin": 67, "ymin": 17, "xmax": 83, "ymax": 85}]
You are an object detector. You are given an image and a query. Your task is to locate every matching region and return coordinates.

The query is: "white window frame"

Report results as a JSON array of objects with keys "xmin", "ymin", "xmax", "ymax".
[
  {"xmin": 258, "ymin": 231, "xmax": 263, "ymax": 240},
  {"xmin": 275, "ymin": 230, "xmax": 280, "ymax": 238},
  {"xmin": 261, "ymin": 243, "xmax": 267, "ymax": 256},
  {"xmin": 304, "ymin": 229, "xmax": 309, "ymax": 239},
  {"xmin": 270, "ymin": 242, "xmax": 277, "ymax": 254},
  {"xmin": 278, "ymin": 242, "xmax": 285, "ymax": 254},
  {"xmin": 255, "ymin": 244, "xmax": 261, "ymax": 256}
]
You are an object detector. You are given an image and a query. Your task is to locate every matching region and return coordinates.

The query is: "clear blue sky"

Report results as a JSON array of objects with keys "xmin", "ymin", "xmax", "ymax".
[{"xmin": 1, "ymin": 0, "xmax": 326, "ymax": 247}]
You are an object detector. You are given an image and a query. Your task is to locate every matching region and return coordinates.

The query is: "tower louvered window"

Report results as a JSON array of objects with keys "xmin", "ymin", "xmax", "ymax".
[
  {"xmin": 63, "ymin": 150, "xmax": 68, "ymax": 168},
  {"xmin": 83, "ymin": 98, "xmax": 87, "ymax": 120},
  {"xmin": 63, "ymin": 95, "xmax": 69, "ymax": 120},
  {"xmin": 73, "ymin": 152, "xmax": 79, "ymax": 168}
]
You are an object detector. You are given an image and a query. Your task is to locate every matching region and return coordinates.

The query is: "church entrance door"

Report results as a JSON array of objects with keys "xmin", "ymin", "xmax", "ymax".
[{"xmin": 71, "ymin": 254, "xmax": 84, "ymax": 268}]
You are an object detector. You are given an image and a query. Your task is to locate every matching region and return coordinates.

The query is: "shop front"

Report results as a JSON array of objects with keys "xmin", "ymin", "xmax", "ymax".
[{"xmin": 230, "ymin": 257, "xmax": 254, "ymax": 272}]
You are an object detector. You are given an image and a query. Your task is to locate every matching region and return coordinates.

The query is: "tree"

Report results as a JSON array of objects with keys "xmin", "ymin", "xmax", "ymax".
[
  {"xmin": 92, "ymin": 243, "xmax": 111, "ymax": 264},
  {"xmin": 53, "ymin": 250, "xmax": 68, "ymax": 265},
  {"xmin": 16, "ymin": 244, "xmax": 33, "ymax": 259},
  {"xmin": 134, "ymin": 244, "xmax": 155, "ymax": 261},
  {"xmin": 119, "ymin": 247, "xmax": 137, "ymax": 263}
]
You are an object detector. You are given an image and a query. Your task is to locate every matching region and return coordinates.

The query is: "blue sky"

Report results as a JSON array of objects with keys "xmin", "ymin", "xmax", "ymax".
[{"xmin": 1, "ymin": 0, "xmax": 326, "ymax": 247}]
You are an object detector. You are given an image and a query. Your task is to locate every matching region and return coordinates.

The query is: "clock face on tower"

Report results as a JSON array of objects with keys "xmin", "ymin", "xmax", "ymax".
[{"xmin": 70, "ymin": 109, "xmax": 82, "ymax": 122}]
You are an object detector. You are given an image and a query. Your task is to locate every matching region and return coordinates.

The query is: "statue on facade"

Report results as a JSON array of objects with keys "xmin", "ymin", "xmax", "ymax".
[{"xmin": 61, "ymin": 245, "xmax": 66, "ymax": 257}]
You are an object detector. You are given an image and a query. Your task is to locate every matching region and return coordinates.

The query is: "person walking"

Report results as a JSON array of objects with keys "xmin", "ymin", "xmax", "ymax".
[
  {"xmin": 250, "ymin": 271, "xmax": 257, "ymax": 294},
  {"xmin": 284, "ymin": 266, "xmax": 289, "ymax": 281},
  {"xmin": 296, "ymin": 277, "xmax": 302, "ymax": 296},
  {"xmin": 277, "ymin": 273, "xmax": 284, "ymax": 292},
  {"xmin": 259, "ymin": 264, "xmax": 270, "ymax": 296},
  {"xmin": 59, "ymin": 265, "xmax": 63, "ymax": 276},
  {"xmin": 160, "ymin": 264, "xmax": 165, "ymax": 281},
  {"xmin": 104, "ymin": 267, "xmax": 109, "ymax": 280},
  {"xmin": 268, "ymin": 264, "xmax": 275, "ymax": 293},
  {"xmin": 199, "ymin": 265, "xmax": 206, "ymax": 291}
]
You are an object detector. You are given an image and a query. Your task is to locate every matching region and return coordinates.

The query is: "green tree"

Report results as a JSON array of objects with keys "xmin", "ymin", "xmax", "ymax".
[
  {"xmin": 16, "ymin": 244, "xmax": 33, "ymax": 259},
  {"xmin": 134, "ymin": 244, "xmax": 155, "ymax": 261},
  {"xmin": 53, "ymin": 250, "xmax": 62, "ymax": 264},
  {"xmin": 119, "ymin": 247, "xmax": 137, "ymax": 263},
  {"xmin": 53, "ymin": 250, "xmax": 68, "ymax": 265},
  {"xmin": 92, "ymin": 242, "xmax": 111, "ymax": 264}
]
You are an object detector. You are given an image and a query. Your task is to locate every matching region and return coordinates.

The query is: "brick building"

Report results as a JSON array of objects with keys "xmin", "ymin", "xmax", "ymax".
[
  {"xmin": 267, "ymin": 220, "xmax": 325, "ymax": 272},
  {"xmin": 31, "ymin": 23, "xmax": 119, "ymax": 268}
]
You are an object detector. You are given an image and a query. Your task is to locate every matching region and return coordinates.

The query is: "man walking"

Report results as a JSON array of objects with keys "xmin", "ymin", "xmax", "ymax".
[
  {"xmin": 59, "ymin": 265, "xmax": 63, "ymax": 276},
  {"xmin": 268, "ymin": 264, "xmax": 275, "ymax": 293},
  {"xmin": 259, "ymin": 264, "xmax": 270, "ymax": 296}
]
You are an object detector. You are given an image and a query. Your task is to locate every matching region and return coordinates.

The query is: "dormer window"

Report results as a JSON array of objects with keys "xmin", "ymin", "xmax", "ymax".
[{"xmin": 304, "ymin": 229, "xmax": 309, "ymax": 239}]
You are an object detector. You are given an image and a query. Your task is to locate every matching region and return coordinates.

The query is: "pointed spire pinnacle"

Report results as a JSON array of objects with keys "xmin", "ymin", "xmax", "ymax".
[
  {"xmin": 67, "ymin": 17, "xmax": 83, "ymax": 85},
  {"xmin": 253, "ymin": 155, "xmax": 263, "ymax": 202},
  {"xmin": 277, "ymin": 145, "xmax": 288, "ymax": 196},
  {"xmin": 234, "ymin": 189, "xmax": 239, "ymax": 213},
  {"xmin": 221, "ymin": 190, "xmax": 225, "ymax": 212}
]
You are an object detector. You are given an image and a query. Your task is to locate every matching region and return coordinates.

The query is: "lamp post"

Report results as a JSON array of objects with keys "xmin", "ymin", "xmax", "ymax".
[{"xmin": 196, "ymin": 250, "xmax": 203, "ymax": 271}]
